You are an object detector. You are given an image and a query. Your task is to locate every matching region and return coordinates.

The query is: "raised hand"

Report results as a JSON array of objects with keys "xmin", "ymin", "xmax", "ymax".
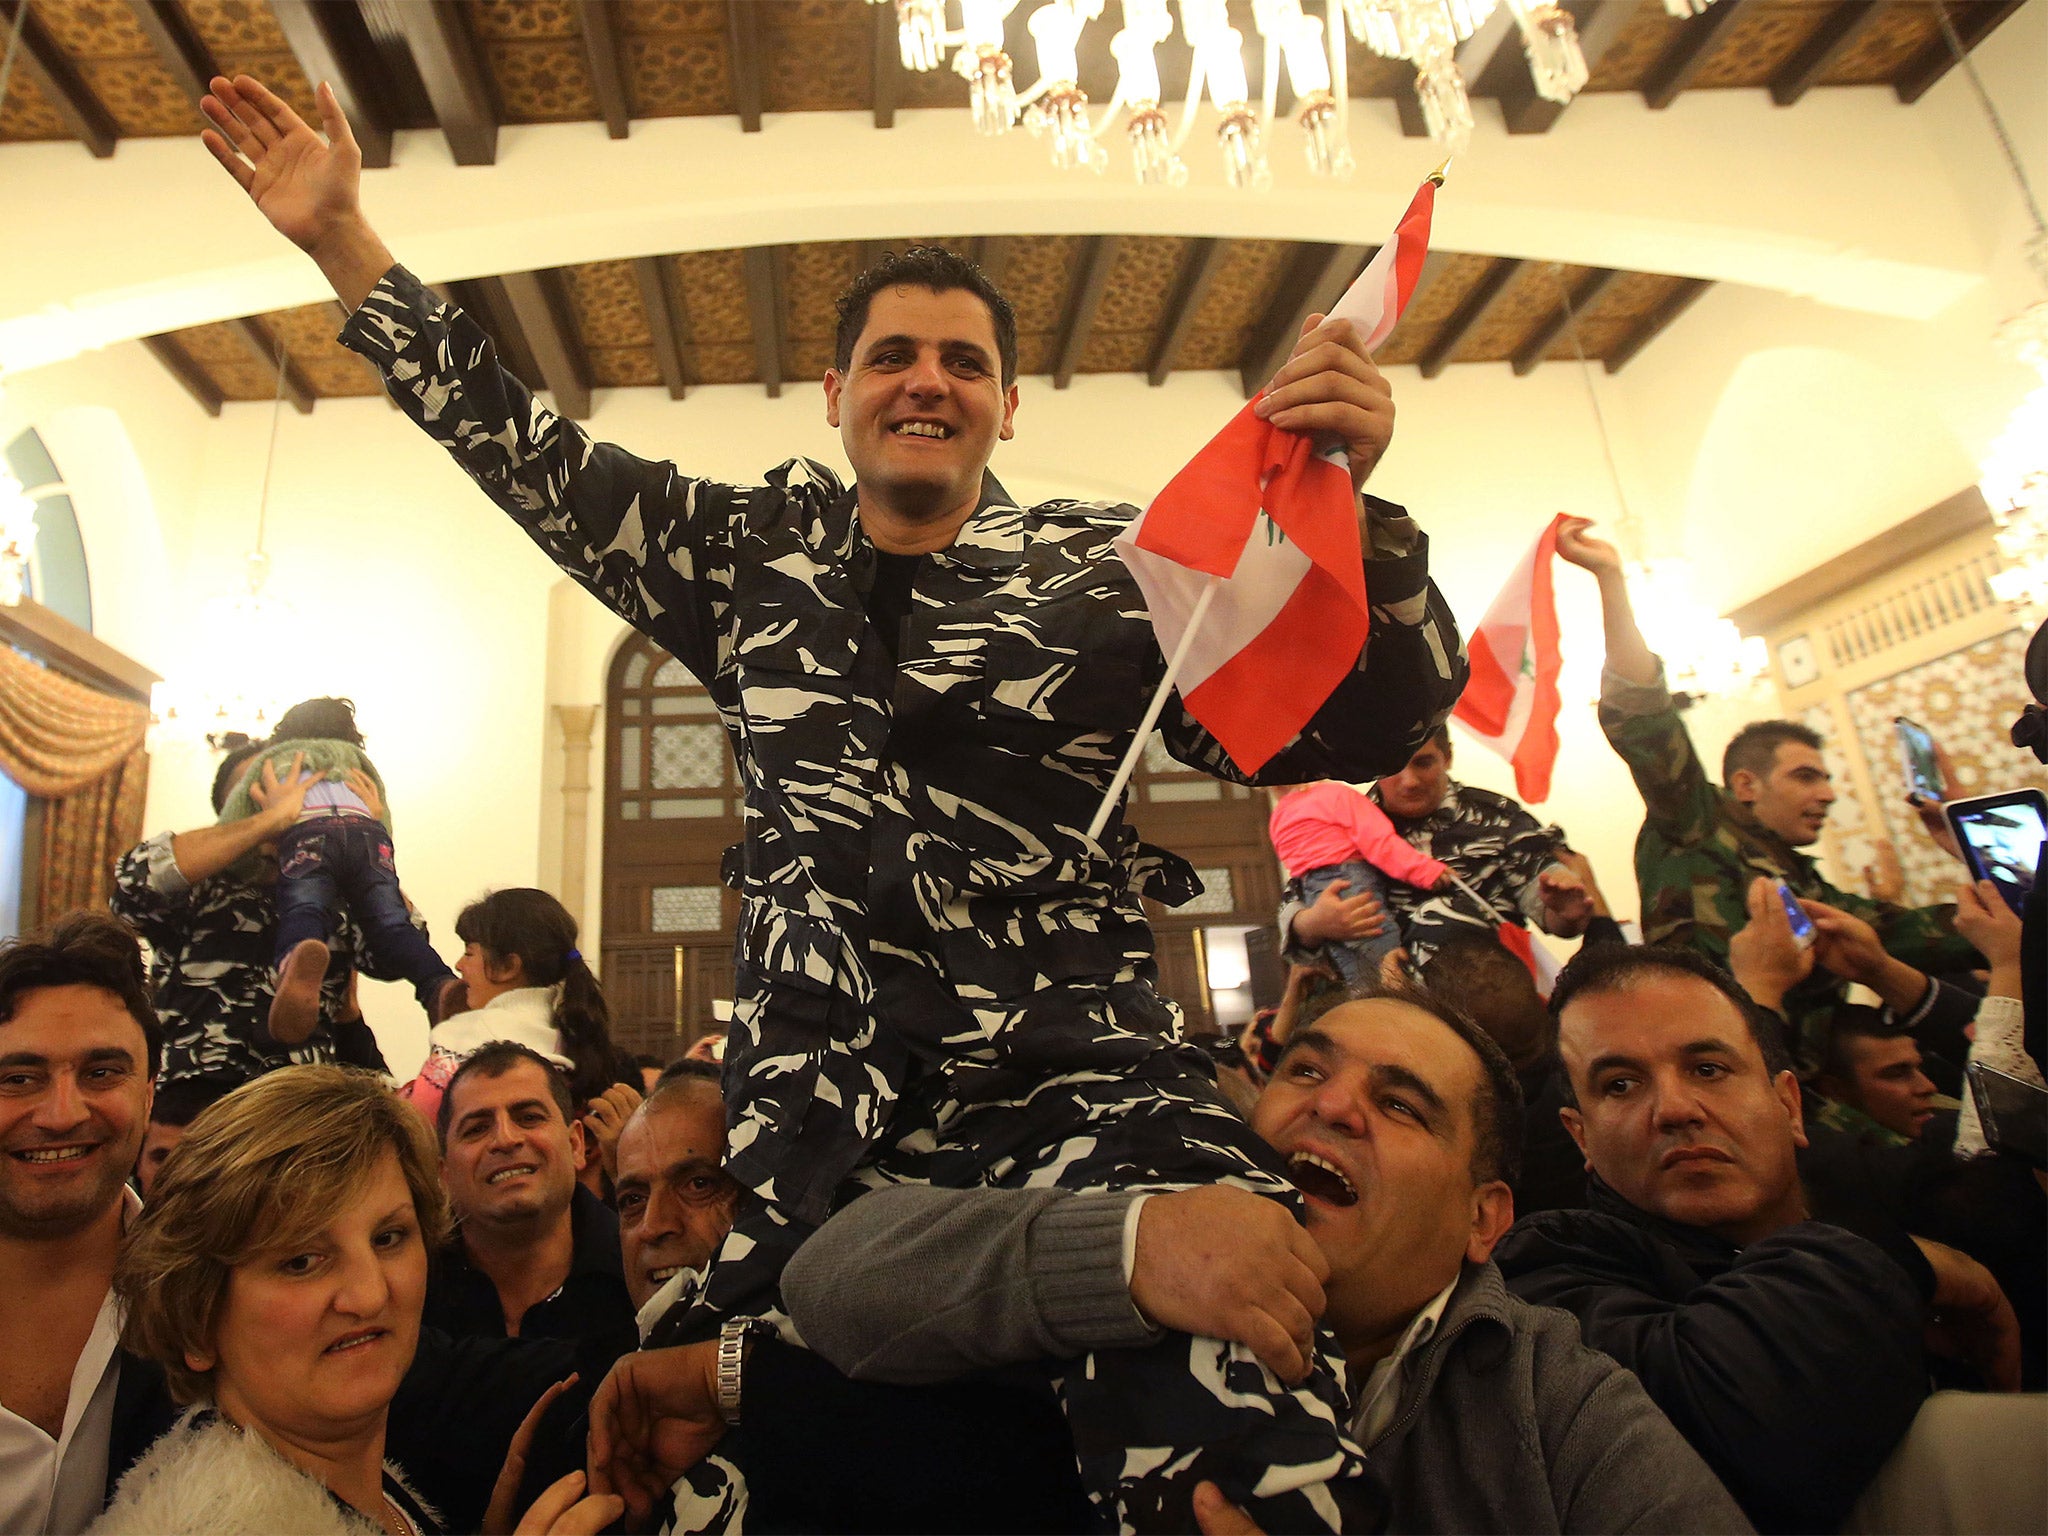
[
  {"xmin": 198, "ymin": 75, "xmax": 395, "ymax": 310},
  {"xmin": 1727, "ymin": 876, "xmax": 1813, "ymax": 1012},
  {"xmin": 1555, "ymin": 515, "xmax": 1625, "ymax": 578},
  {"xmin": 201, "ymin": 76, "xmax": 360, "ymax": 255},
  {"xmin": 1255, "ymin": 313, "xmax": 1395, "ymax": 491}
]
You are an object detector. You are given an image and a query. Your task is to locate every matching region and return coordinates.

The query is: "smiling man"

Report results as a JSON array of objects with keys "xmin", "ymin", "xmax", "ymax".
[
  {"xmin": 0, "ymin": 913, "xmax": 172, "ymax": 1535},
  {"xmin": 1494, "ymin": 943, "xmax": 2022, "ymax": 1534},
  {"xmin": 614, "ymin": 1064, "xmax": 740, "ymax": 1317},
  {"xmin": 426, "ymin": 1043, "xmax": 637, "ymax": 1369},
  {"xmin": 201, "ymin": 72, "xmax": 1467, "ymax": 1530}
]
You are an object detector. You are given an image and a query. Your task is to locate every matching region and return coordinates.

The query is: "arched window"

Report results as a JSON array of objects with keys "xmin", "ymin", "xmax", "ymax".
[
  {"xmin": 5, "ymin": 428, "xmax": 92, "ymax": 633},
  {"xmin": 602, "ymin": 635, "xmax": 743, "ymax": 1059}
]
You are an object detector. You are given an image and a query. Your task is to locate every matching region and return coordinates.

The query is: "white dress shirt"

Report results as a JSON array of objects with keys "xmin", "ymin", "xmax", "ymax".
[
  {"xmin": 0, "ymin": 1187, "xmax": 138, "ymax": 1534},
  {"xmin": 1348, "ymin": 1276, "xmax": 1458, "ymax": 1449}
]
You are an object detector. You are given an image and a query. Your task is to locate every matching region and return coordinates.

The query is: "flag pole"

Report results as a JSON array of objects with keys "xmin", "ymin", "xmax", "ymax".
[{"xmin": 1087, "ymin": 574, "xmax": 1220, "ymax": 842}]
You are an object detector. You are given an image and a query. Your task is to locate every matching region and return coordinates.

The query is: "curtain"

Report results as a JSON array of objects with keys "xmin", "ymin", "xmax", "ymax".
[{"xmin": 0, "ymin": 645, "xmax": 151, "ymax": 922}]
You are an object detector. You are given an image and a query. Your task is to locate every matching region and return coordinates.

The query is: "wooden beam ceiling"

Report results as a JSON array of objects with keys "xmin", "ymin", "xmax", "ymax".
[
  {"xmin": 1053, "ymin": 237, "xmax": 1120, "ymax": 390},
  {"xmin": 1241, "ymin": 244, "xmax": 1371, "ymax": 398},
  {"xmin": 270, "ymin": 0, "xmax": 394, "ymax": 170},
  {"xmin": 743, "ymin": 247, "xmax": 785, "ymax": 398},
  {"xmin": 1511, "ymin": 266, "xmax": 1619, "ymax": 375},
  {"xmin": 973, "ymin": 238, "xmax": 1012, "ymax": 290},
  {"xmin": 123, "ymin": 0, "xmax": 218, "ymax": 110},
  {"xmin": 1895, "ymin": 0, "xmax": 2025, "ymax": 105},
  {"xmin": 495, "ymin": 271, "xmax": 592, "ymax": 419},
  {"xmin": 393, "ymin": 0, "xmax": 498, "ymax": 165},
  {"xmin": 633, "ymin": 258, "xmax": 690, "ymax": 401},
  {"xmin": 574, "ymin": 0, "xmax": 630, "ymax": 140},
  {"xmin": 1605, "ymin": 278, "xmax": 1711, "ymax": 372},
  {"xmin": 1770, "ymin": 1, "xmax": 1883, "ymax": 107},
  {"xmin": 872, "ymin": 2, "xmax": 898, "ymax": 129},
  {"xmin": 229, "ymin": 318, "xmax": 315, "ymax": 414},
  {"xmin": 140, "ymin": 335, "xmax": 223, "ymax": 417},
  {"xmin": 1501, "ymin": 0, "xmax": 1634, "ymax": 134},
  {"xmin": 1642, "ymin": 0, "xmax": 1751, "ymax": 111},
  {"xmin": 1148, "ymin": 238, "xmax": 1229, "ymax": 387},
  {"xmin": 2, "ymin": 2, "xmax": 117, "ymax": 157},
  {"xmin": 1419, "ymin": 258, "xmax": 1526, "ymax": 378},
  {"xmin": 728, "ymin": 0, "xmax": 764, "ymax": 133}
]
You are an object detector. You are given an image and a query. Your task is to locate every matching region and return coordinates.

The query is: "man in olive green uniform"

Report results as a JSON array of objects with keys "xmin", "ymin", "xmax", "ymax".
[{"xmin": 1555, "ymin": 518, "xmax": 1977, "ymax": 1071}]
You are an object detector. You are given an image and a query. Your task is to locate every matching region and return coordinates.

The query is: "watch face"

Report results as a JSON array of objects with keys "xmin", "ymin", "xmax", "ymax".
[{"xmin": 1777, "ymin": 634, "xmax": 1819, "ymax": 689}]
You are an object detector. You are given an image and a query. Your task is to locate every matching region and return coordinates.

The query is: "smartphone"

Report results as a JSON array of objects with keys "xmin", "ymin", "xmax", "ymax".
[
  {"xmin": 1967, "ymin": 1061, "xmax": 2048, "ymax": 1170},
  {"xmin": 1894, "ymin": 716, "xmax": 1946, "ymax": 801},
  {"xmin": 1945, "ymin": 789, "xmax": 2047, "ymax": 917},
  {"xmin": 1776, "ymin": 880, "xmax": 1815, "ymax": 949}
]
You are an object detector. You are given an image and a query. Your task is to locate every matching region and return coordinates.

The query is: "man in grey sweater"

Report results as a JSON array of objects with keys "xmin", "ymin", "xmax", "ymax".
[{"xmin": 777, "ymin": 986, "xmax": 1748, "ymax": 1533}]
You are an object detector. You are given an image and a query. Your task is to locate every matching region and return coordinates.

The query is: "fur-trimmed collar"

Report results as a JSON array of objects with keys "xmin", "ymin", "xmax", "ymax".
[{"xmin": 88, "ymin": 1408, "xmax": 438, "ymax": 1535}]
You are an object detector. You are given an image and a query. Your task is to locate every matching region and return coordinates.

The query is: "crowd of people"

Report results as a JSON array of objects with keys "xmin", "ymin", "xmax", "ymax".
[{"xmin": 1, "ymin": 67, "xmax": 2043, "ymax": 1536}]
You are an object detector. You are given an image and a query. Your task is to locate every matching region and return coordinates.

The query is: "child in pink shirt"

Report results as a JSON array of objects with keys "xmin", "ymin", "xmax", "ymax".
[{"xmin": 1270, "ymin": 780, "xmax": 1451, "ymax": 985}]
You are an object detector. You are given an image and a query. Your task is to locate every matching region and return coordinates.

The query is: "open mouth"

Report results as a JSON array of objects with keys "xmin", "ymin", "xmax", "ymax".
[
  {"xmin": 324, "ymin": 1328, "xmax": 387, "ymax": 1356},
  {"xmin": 486, "ymin": 1164, "xmax": 538, "ymax": 1186},
  {"xmin": 647, "ymin": 1265, "xmax": 683, "ymax": 1286},
  {"xmin": 892, "ymin": 420, "xmax": 951, "ymax": 439},
  {"xmin": 11, "ymin": 1144, "xmax": 97, "ymax": 1165},
  {"xmin": 1286, "ymin": 1151, "xmax": 1358, "ymax": 1208}
]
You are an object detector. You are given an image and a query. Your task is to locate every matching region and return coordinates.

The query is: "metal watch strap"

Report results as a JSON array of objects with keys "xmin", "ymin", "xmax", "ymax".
[{"xmin": 716, "ymin": 1318, "xmax": 752, "ymax": 1425}]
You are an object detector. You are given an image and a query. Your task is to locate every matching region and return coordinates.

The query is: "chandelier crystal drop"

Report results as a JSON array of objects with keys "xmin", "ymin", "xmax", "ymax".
[
  {"xmin": 870, "ymin": 0, "xmax": 1601, "ymax": 179},
  {"xmin": 0, "ymin": 466, "xmax": 36, "ymax": 608}
]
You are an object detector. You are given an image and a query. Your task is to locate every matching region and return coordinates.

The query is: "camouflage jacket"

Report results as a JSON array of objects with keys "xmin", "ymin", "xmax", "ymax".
[
  {"xmin": 109, "ymin": 831, "xmax": 414, "ymax": 1084},
  {"xmin": 340, "ymin": 265, "xmax": 1467, "ymax": 1222},
  {"xmin": 1280, "ymin": 780, "xmax": 1570, "ymax": 967},
  {"xmin": 1599, "ymin": 666, "xmax": 1976, "ymax": 1071}
]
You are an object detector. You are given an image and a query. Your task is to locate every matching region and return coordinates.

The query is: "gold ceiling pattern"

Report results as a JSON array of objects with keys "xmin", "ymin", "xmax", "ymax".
[
  {"xmin": 142, "ymin": 233, "xmax": 1713, "ymax": 414},
  {"xmin": 0, "ymin": 1, "xmax": 2012, "ymax": 146}
]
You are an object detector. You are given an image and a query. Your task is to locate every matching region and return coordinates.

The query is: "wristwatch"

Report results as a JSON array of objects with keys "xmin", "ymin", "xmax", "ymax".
[{"xmin": 715, "ymin": 1318, "xmax": 759, "ymax": 1425}]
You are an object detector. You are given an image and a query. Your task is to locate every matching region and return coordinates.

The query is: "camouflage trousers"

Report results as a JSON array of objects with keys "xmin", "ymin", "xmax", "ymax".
[{"xmin": 652, "ymin": 1048, "xmax": 1380, "ymax": 1534}]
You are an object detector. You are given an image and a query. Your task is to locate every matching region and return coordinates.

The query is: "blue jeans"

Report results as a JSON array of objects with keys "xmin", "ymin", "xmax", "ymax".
[
  {"xmin": 1299, "ymin": 858, "xmax": 1405, "ymax": 986},
  {"xmin": 273, "ymin": 816, "xmax": 453, "ymax": 1009}
]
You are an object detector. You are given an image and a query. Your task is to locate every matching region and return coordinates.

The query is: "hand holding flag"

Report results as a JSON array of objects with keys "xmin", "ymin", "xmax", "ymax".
[{"xmin": 1098, "ymin": 171, "xmax": 1445, "ymax": 834}]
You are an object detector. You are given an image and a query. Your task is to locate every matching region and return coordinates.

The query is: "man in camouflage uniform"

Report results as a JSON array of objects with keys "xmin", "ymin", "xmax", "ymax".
[
  {"xmin": 1555, "ymin": 516, "xmax": 1977, "ymax": 1072},
  {"xmin": 1279, "ymin": 726, "xmax": 1595, "ymax": 970},
  {"xmin": 200, "ymin": 75, "xmax": 1466, "ymax": 1532},
  {"xmin": 109, "ymin": 738, "xmax": 400, "ymax": 1085}
]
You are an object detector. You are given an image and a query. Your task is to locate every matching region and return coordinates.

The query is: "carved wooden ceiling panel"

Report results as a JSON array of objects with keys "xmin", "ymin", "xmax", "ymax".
[
  {"xmin": 1453, "ymin": 259, "xmax": 1597, "ymax": 364},
  {"xmin": 759, "ymin": 1, "xmax": 871, "ymax": 113},
  {"xmin": 471, "ymin": 0, "xmax": 599, "ymax": 125},
  {"xmin": 1820, "ymin": 1, "xmax": 1949, "ymax": 84},
  {"xmin": 1583, "ymin": 3, "xmax": 1685, "ymax": 92},
  {"xmin": 1540, "ymin": 268, "xmax": 1691, "ymax": 362}
]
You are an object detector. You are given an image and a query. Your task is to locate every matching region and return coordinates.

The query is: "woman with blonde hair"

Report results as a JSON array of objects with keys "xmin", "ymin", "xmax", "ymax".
[{"xmin": 91, "ymin": 1065, "xmax": 616, "ymax": 1536}]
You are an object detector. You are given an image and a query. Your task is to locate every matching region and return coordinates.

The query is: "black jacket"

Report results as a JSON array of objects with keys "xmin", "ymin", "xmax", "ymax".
[{"xmin": 1493, "ymin": 1178, "xmax": 1931, "ymax": 1535}]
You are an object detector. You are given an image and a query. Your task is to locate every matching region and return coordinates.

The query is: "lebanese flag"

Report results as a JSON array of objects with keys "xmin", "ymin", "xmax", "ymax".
[
  {"xmin": 1452, "ymin": 513, "xmax": 1567, "ymax": 803},
  {"xmin": 1116, "ymin": 176, "xmax": 1439, "ymax": 775},
  {"xmin": 1497, "ymin": 921, "xmax": 1563, "ymax": 999}
]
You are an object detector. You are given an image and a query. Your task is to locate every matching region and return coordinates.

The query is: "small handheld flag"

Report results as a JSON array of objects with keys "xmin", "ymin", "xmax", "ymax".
[{"xmin": 1452, "ymin": 513, "xmax": 1567, "ymax": 804}]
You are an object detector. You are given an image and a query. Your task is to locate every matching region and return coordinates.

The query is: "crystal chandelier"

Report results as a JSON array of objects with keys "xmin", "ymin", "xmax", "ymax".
[
  {"xmin": 1982, "ymin": 278, "xmax": 2048, "ymax": 621},
  {"xmin": 875, "ymin": 0, "xmax": 1608, "ymax": 178},
  {"xmin": 0, "ymin": 462, "xmax": 35, "ymax": 608},
  {"xmin": 150, "ymin": 341, "xmax": 300, "ymax": 747}
]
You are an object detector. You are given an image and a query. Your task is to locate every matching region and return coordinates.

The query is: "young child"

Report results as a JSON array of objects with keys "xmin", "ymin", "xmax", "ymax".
[
  {"xmin": 400, "ymin": 886, "xmax": 630, "ymax": 1128},
  {"xmin": 218, "ymin": 697, "xmax": 461, "ymax": 1043},
  {"xmin": 1269, "ymin": 779, "xmax": 1452, "ymax": 985}
]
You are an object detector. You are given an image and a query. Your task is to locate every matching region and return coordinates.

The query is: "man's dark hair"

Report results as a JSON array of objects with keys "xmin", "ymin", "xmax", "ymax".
[
  {"xmin": 1815, "ymin": 1002, "xmax": 1901, "ymax": 1086},
  {"xmin": 1420, "ymin": 934, "xmax": 1553, "ymax": 1074},
  {"xmin": 269, "ymin": 696, "xmax": 365, "ymax": 747},
  {"xmin": 833, "ymin": 245, "xmax": 1018, "ymax": 387},
  {"xmin": 1284, "ymin": 979, "xmax": 1525, "ymax": 1188},
  {"xmin": 1425, "ymin": 723, "xmax": 1452, "ymax": 754},
  {"xmin": 437, "ymin": 1040, "xmax": 574, "ymax": 1144},
  {"xmin": 0, "ymin": 911, "xmax": 161, "ymax": 1076},
  {"xmin": 1546, "ymin": 943, "xmax": 1794, "ymax": 1106},
  {"xmin": 653, "ymin": 1057, "xmax": 722, "ymax": 1093},
  {"xmin": 149, "ymin": 1074, "xmax": 238, "ymax": 1128},
  {"xmin": 629, "ymin": 1051, "xmax": 666, "ymax": 1074},
  {"xmin": 1721, "ymin": 720, "xmax": 1821, "ymax": 789},
  {"xmin": 209, "ymin": 736, "xmax": 265, "ymax": 814}
]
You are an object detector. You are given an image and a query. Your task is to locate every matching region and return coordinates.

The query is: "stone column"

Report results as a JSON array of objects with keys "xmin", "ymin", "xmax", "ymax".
[{"xmin": 554, "ymin": 704, "xmax": 599, "ymax": 936}]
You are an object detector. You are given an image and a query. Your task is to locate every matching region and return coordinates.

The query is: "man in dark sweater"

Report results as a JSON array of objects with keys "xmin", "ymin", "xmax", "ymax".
[{"xmin": 1493, "ymin": 943, "xmax": 2021, "ymax": 1534}]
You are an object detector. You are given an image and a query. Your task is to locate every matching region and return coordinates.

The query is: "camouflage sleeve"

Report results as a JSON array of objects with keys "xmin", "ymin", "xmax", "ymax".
[
  {"xmin": 1816, "ymin": 882, "xmax": 1979, "ymax": 972},
  {"xmin": 108, "ymin": 832, "xmax": 193, "ymax": 950},
  {"xmin": 339, "ymin": 265, "xmax": 736, "ymax": 686},
  {"xmin": 1597, "ymin": 663, "xmax": 1723, "ymax": 849},
  {"xmin": 1164, "ymin": 516, "xmax": 1467, "ymax": 784}
]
